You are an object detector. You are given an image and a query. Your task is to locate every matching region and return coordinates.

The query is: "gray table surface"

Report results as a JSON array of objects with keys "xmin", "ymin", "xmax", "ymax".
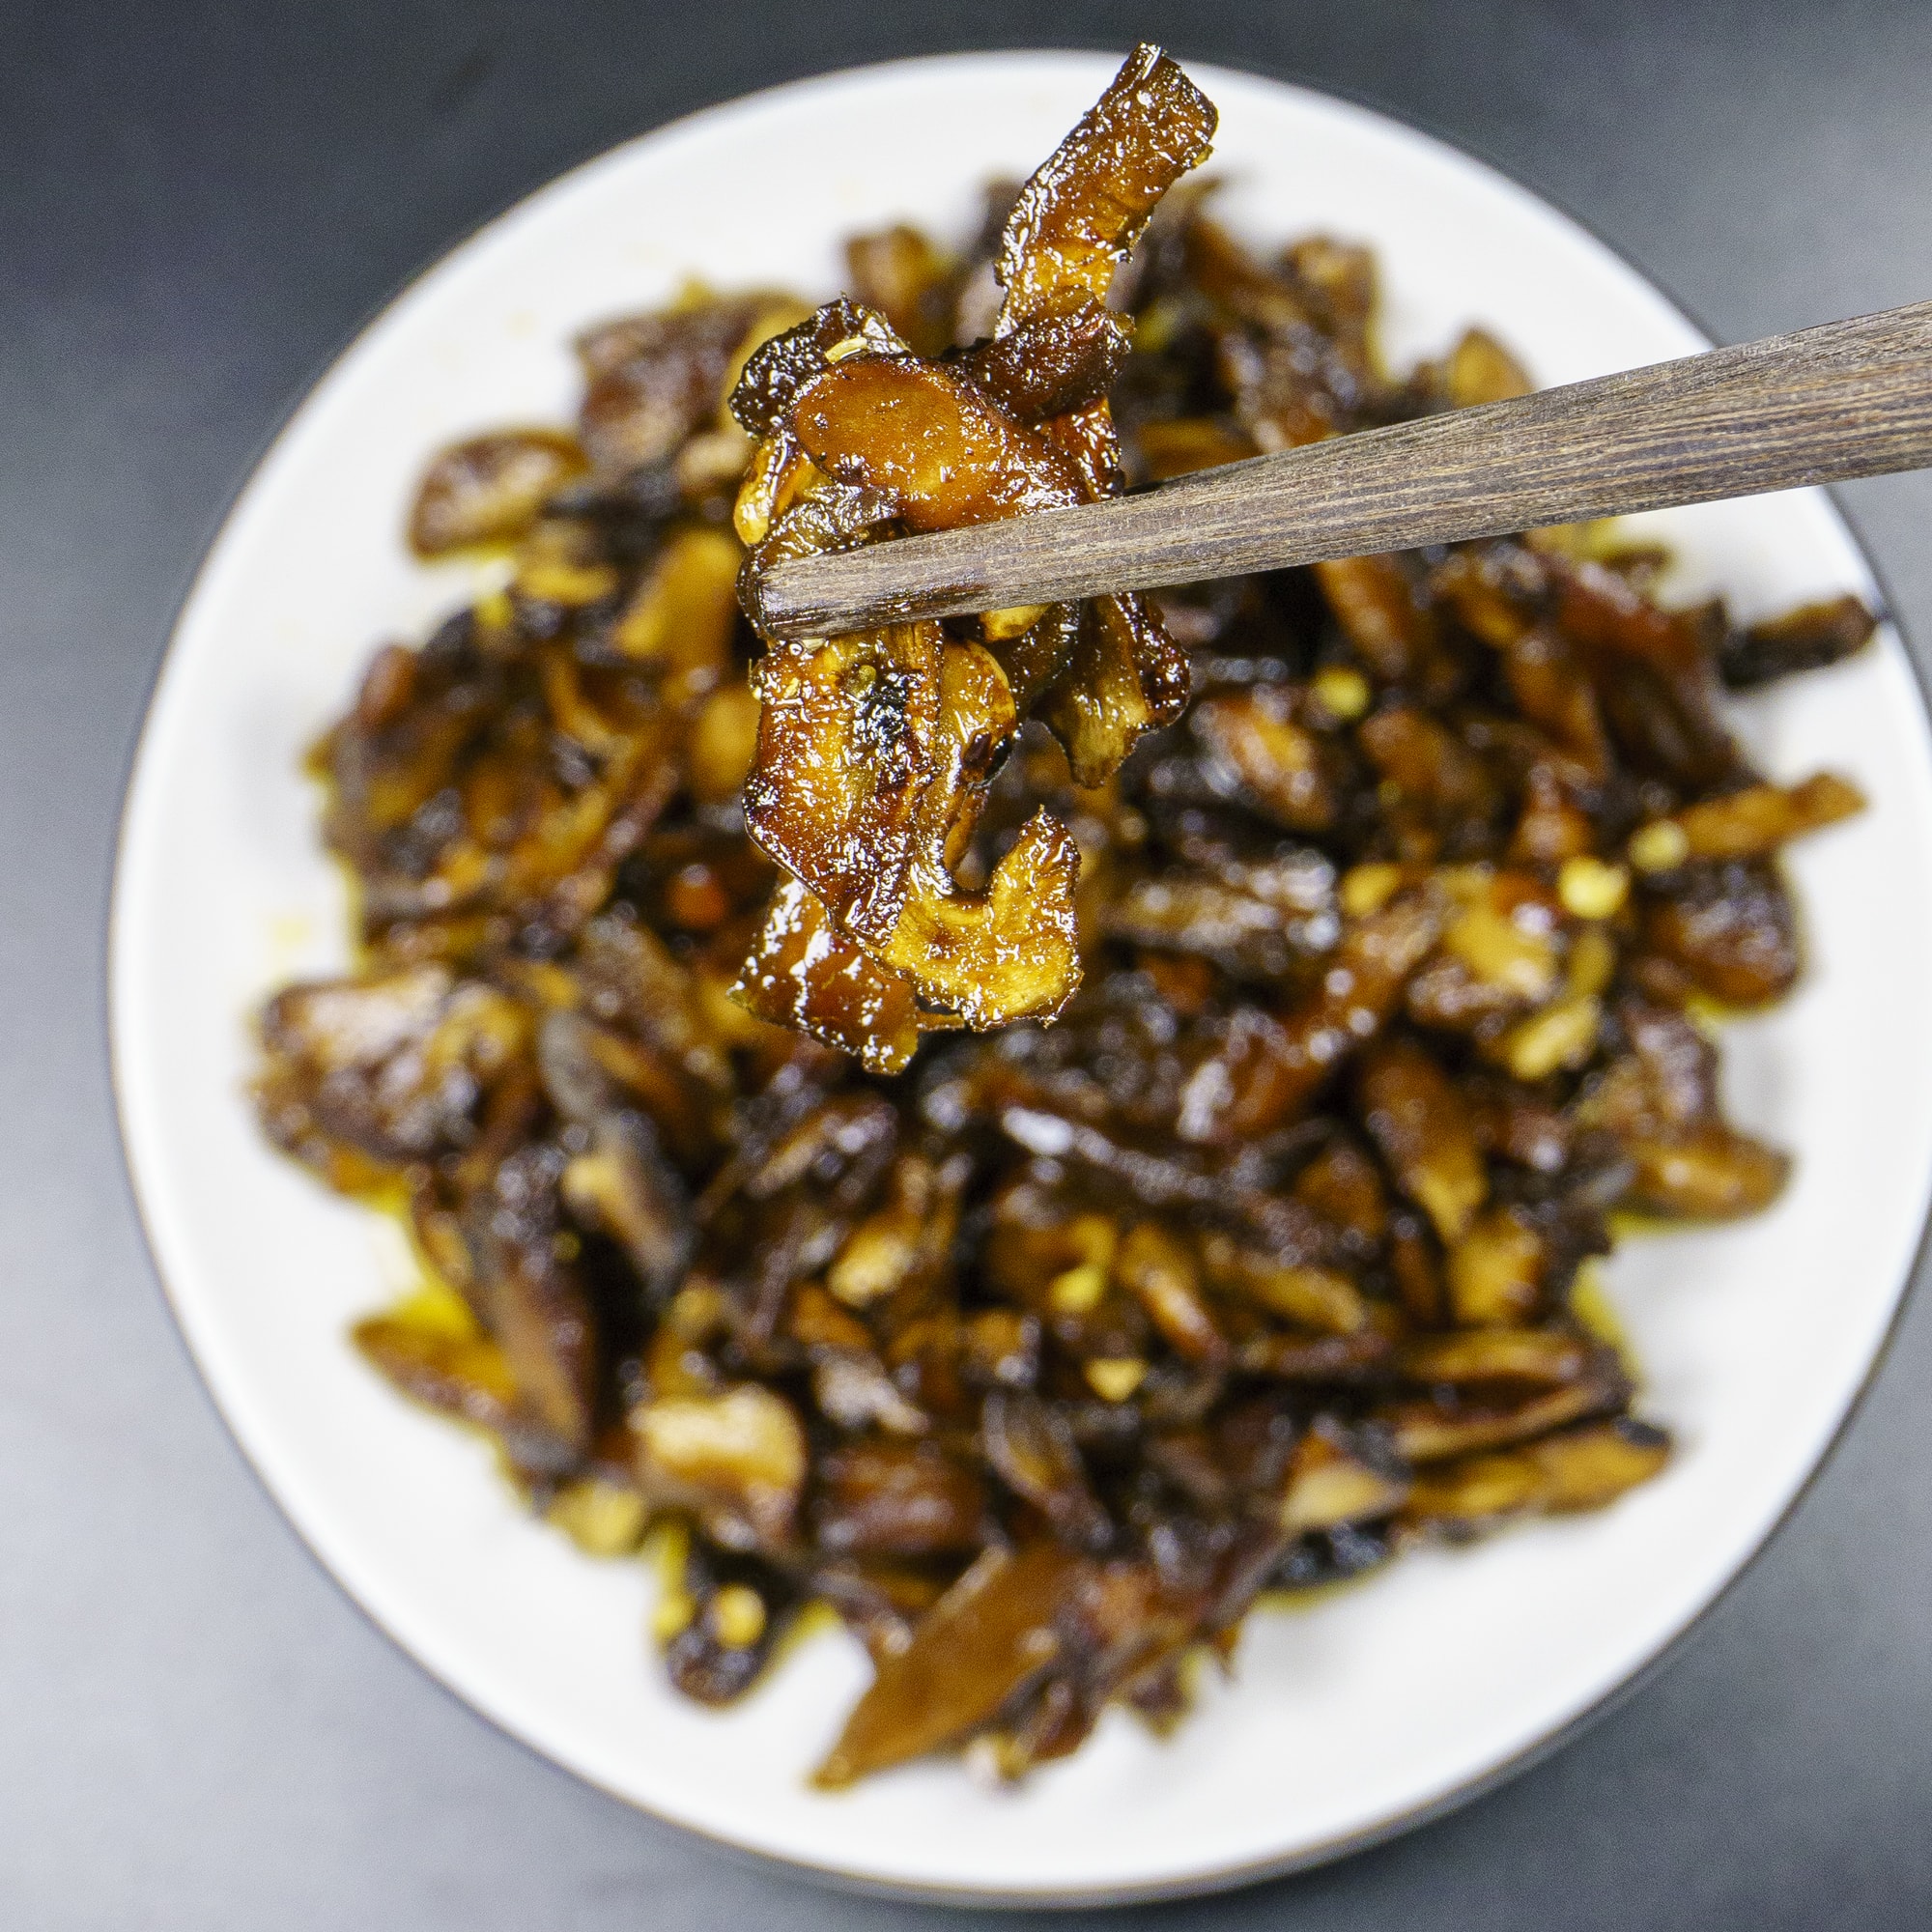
[{"xmin": 7, "ymin": 1, "xmax": 1931, "ymax": 1924}]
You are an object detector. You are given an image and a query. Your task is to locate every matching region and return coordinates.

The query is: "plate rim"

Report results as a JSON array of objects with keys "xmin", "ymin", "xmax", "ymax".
[{"xmin": 103, "ymin": 46, "xmax": 1932, "ymax": 1908}]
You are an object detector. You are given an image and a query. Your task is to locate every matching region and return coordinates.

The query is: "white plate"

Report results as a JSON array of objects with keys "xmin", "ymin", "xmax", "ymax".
[{"xmin": 110, "ymin": 51, "xmax": 1932, "ymax": 1905}]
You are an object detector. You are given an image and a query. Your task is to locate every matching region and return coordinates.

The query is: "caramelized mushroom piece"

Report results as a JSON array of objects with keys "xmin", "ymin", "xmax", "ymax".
[
  {"xmin": 1405, "ymin": 1418, "xmax": 1670, "ymax": 1528},
  {"xmin": 1718, "ymin": 593, "xmax": 1877, "ymax": 689},
  {"xmin": 409, "ymin": 430, "xmax": 588, "ymax": 556},
  {"xmin": 814, "ymin": 1441, "xmax": 987, "ymax": 1557},
  {"xmin": 466, "ymin": 1145, "xmax": 598, "ymax": 1463},
  {"xmin": 727, "ymin": 45, "xmax": 1214, "ymax": 1043},
  {"xmin": 354, "ymin": 1306, "xmax": 519, "ymax": 1435},
  {"xmin": 256, "ymin": 966, "xmax": 530, "ymax": 1176},
  {"xmin": 731, "ymin": 876, "xmax": 925, "ymax": 1074},
  {"xmin": 813, "ymin": 1542, "xmax": 1090, "ymax": 1788},
  {"xmin": 1577, "ymin": 999, "xmax": 1792, "ymax": 1217},
  {"xmin": 1356, "ymin": 1037, "xmax": 1488, "ymax": 1245},
  {"xmin": 739, "ymin": 618, "xmax": 1083, "ymax": 1027}
]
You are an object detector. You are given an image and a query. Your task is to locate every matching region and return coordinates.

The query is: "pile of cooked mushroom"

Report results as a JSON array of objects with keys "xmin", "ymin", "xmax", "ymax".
[{"xmin": 254, "ymin": 47, "xmax": 1873, "ymax": 1784}]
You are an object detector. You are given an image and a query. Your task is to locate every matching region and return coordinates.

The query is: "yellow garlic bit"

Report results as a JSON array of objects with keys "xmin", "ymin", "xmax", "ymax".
[
  {"xmin": 709, "ymin": 1584, "xmax": 769, "ymax": 1651},
  {"xmin": 1557, "ymin": 855, "xmax": 1630, "ymax": 921},
  {"xmin": 1085, "ymin": 1357, "xmax": 1148, "ymax": 1403},
  {"xmin": 1629, "ymin": 820, "xmax": 1690, "ymax": 873}
]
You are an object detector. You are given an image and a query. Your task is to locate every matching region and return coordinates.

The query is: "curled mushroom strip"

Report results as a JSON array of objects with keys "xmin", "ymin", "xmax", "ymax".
[{"xmin": 726, "ymin": 45, "xmax": 1216, "ymax": 1046}]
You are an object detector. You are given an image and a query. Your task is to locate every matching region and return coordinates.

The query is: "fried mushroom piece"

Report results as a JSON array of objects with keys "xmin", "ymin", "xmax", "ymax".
[
  {"xmin": 1637, "ymin": 861, "xmax": 1802, "ymax": 1008},
  {"xmin": 1405, "ymin": 1418, "xmax": 1670, "ymax": 1529},
  {"xmin": 731, "ymin": 876, "xmax": 925, "ymax": 1074},
  {"xmin": 740, "ymin": 617, "xmax": 1083, "ymax": 1028},
  {"xmin": 1718, "ymin": 594, "xmax": 1877, "ymax": 690},
  {"xmin": 576, "ymin": 293, "xmax": 784, "ymax": 477},
  {"xmin": 634, "ymin": 1383, "xmax": 807, "ymax": 1552},
  {"xmin": 813, "ymin": 1441, "xmax": 987, "ymax": 1557},
  {"xmin": 256, "ymin": 966, "xmax": 530, "ymax": 1180},
  {"xmin": 1176, "ymin": 892, "xmax": 1442, "ymax": 1143},
  {"xmin": 725, "ymin": 46, "xmax": 1213, "ymax": 1053},
  {"xmin": 409, "ymin": 430, "xmax": 588, "ymax": 556},
  {"xmin": 539, "ymin": 1009, "xmax": 694, "ymax": 1301},
  {"xmin": 1576, "ymin": 999, "xmax": 1791, "ymax": 1217},
  {"xmin": 995, "ymin": 42, "xmax": 1218, "ymax": 326},
  {"xmin": 465, "ymin": 1144, "xmax": 599, "ymax": 1464},
  {"xmin": 813, "ymin": 1542, "xmax": 1091, "ymax": 1788}
]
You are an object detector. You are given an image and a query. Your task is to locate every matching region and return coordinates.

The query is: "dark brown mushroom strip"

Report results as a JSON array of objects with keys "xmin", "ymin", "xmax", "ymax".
[
  {"xmin": 1176, "ymin": 892, "xmax": 1442, "ymax": 1143},
  {"xmin": 1114, "ymin": 1222, "xmax": 1228, "ymax": 1365},
  {"xmin": 813, "ymin": 1441, "xmax": 987, "ymax": 1557},
  {"xmin": 576, "ymin": 294, "xmax": 775, "ymax": 475},
  {"xmin": 1629, "ymin": 773, "xmax": 1863, "ymax": 867},
  {"xmin": 353, "ymin": 1309, "xmax": 519, "ymax": 1435},
  {"xmin": 256, "ymin": 966, "xmax": 530, "ymax": 1177},
  {"xmin": 1356, "ymin": 1036, "xmax": 1489, "ymax": 1245},
  {"xmin": 955, "ymin": 300, "xmax": 1134, "ymax": 423},
  {"xmin": 1102, "ymin": 870, "xmax": 1321, "ymax": 980},
  {"xmin": 730, "ymin": 877, "xmax": 924, "ymax": 1075},
  {"xmin": 1316, "ymin": 554, "xmax": 1445, "ymax": 689},
  {"xmin": 1358, "ymin": 708, "xmax": 1501, "ymax": 844},
  {"xmin": 980, "ymin": 1388, "xmax": 1112, "ymax": 1549},
  {"xmin": 1036, "ymin": 589, "xmax": 1191, "ymax": 787},
  {"xmin": 1236, "ymin": 1332, "xmax": 1393, "ymax": 1380},
  {"xmin": 1440, "ymin": 327, "xmax": 1535, "ymax": 408},
  {"xmin": 1551, "ymin": 555, "xmax": 1742, "ymax": 788},
  {"xmin": 1638, "ymin": 861, "xmax": 1801, "ymax": 1008},
  {"xmin": 1380, "ymin": 1358, "xmax": 1630, "ymax": 1463},
  {"xmin": 813, "ymin": 1542, "xmax": 1091, "ymax": 1788},
  {"xmin": 465, "ymin": 1145, "xmax": 598, "ymax": 1463},
  {"xmin": 1397, "ymin": 1327, "xmax": 1592, "ymax": 1388},
  {"xmin": 1718, "ymin": 593, "xmax": 1877, "ymax": 690},
  {"xmin": 1623, "ymin": 1131, "xmax": 1791, "ymax": 1220},
  {"xmin": 788, "ymin": 355, "xmax": 1089, "ymax": 525},
  {"xmin": 1404, "ymin": 1418, "xmax": 1670, "ymax": 1528},
  {"xmin": 1576, "ymin": 999, "xmax": 1792, "ymax": 1217},
  {"xmin": 1202, "ymin": 1233, "xmax": 1371, "ymax": 1335},
  {"xmin": 1445, "ymin": 1206, "xmax": 1548, "ymax": 1326},
  {"xmin": 995, "ymin": 43, "xmax": 1216, "ymax": 324},
  {"xmin": 1277, "ymin": 1423, "xmax": 1410, "ymax": 1533},
  {"xmin": 986, "ymin": 1557, "xmax": 1216, "ymax": 1780},
  {"xmin": 1191, "ymin": 686, "xmax": 1340, "ymax": 832},
  {"xmin": 409, "ymin": 430, "xmax": 588, "ymax": 556},
  {"xmin": 540, "ymin": 1010, "xmax": 694, "ymax": 1300}
]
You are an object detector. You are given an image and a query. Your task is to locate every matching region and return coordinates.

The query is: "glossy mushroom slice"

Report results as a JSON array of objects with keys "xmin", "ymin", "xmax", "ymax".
[
  {"xmin": 724, "ymin": 46, "xmax": 1214, "ymax": 1056},
  {"xmin": 730, "ymin": 876, "xmax": 927, "ymax": 1075},
  {"xmin": 408, "ymin": 429, "xmax": 588, "ymax": 556},
  {"xmin": 538, "ymin": 1009, "xmax": 694, "ymax": 1302},
  {"xmin": 997, "ymin": 43, "xmax": 1217, "ymax": 323},
  {"xmin": 463, "ymin": 1144, "xmax": 599, "ymax": 1468},
  {"xmin": 255, "ymin": 965, "xmax": 532, "ymax": 1183},
  {"xmin": 1574, "ymin": 999, "xmax": 1792, "ymax": 1218},
  {"xmin": 812, "ymin": 1541, "xmax": 1092, "ymax": 1788},
  {"xmin": 740, "ymin": 615, "xmax": 1082, "ymax": 1028}
]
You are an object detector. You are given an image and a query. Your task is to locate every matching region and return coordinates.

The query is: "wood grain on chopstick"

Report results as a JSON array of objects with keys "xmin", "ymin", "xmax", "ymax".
[{"xmin": 754, "ymin": 299, "xmax": 1932, "ymax": 639}]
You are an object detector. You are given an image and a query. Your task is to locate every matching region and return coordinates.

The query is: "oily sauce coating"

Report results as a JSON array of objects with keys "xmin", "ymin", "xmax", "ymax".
[{"xmin": 254, "ymin": 50, "xmax": 1874, "ymax": 1787}]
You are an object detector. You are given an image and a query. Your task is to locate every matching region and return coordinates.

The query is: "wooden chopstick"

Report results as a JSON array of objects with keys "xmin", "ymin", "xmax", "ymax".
[{"xmin": 753, "ymin": 299, "xmax": 1932, "ymax": 639}]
